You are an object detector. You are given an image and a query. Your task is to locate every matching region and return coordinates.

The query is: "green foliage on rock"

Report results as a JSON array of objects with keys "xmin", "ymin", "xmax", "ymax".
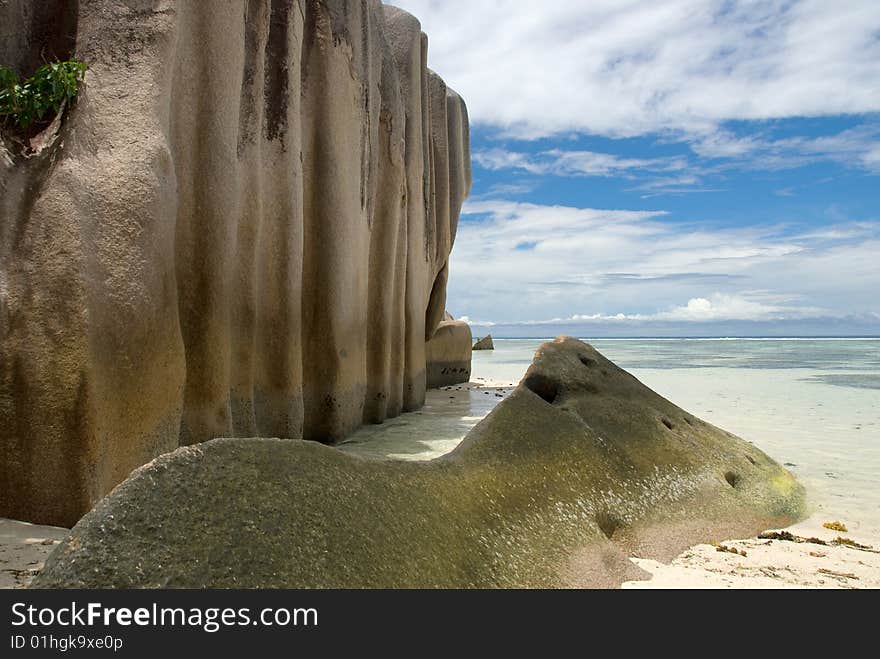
[{"xmin": 0, "ymin": 59, "xmax": 87, "ymax": 130}]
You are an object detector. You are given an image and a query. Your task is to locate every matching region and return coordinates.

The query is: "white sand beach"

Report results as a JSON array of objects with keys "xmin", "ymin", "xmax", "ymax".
[{"xmin": 623, "ymin": 514, "xmax": 880, "ymax": 589}]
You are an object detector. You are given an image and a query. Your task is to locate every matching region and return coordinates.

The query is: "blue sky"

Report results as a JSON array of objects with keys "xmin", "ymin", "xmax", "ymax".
[{"xmin": 394, "ymin": 0, "xmax": 880, "ymax": 336}]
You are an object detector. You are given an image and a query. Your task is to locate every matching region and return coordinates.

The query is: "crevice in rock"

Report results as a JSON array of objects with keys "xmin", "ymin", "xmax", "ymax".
[
  {"xmin": 579, "ymin": 355, "xmax": 596, "ymax": 368},
  {"xmin": 524, "ymin": 373, "xmax": 560, "ymax": 405}
]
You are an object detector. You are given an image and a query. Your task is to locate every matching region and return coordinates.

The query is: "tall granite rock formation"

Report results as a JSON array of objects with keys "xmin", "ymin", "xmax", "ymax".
[{"xmin": 0, "ymin": 0, "xmax": 472, "ymax": 526}]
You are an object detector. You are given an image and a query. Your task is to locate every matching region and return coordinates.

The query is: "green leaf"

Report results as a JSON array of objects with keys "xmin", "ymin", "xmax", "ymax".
[{"xmin": 0, "ymin": 59, "xmax": 87, "ymax": 129}]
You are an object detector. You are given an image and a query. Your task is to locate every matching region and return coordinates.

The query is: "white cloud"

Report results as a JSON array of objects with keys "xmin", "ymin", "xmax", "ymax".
[
  {"xmin": 649, "ymin": 293, "xmax": 826, "ymax": 321},
  {"xmin": 472, "ymin": 126, "xmax": 880, "ymax": 192},
  {"xmin": 473, "ymin": 147, "xmax": 717, "ymax": 197},
  {"xmin": 481, "ymin": 181, "xmax": 536, "ymax": 197},
  {"xmin": 391, "ymin": 0, "xmax": 880, "ymax": 139},
  {"xmin": 463, "ymin": 292, "xmax": 827, "ymax": 325},
  {"xmin": 474, "ymin": 147, "xmax": 687, "ymax": 178},
  {"xmin": 627, "ymin": 173, "xmax": 726, "ymax": 198},
  {"xmin": 469, "ymin": 124, "xmax": 880, "ymax": 202},
  {"xmin": 447, "ymin": 200, "xmax": 880, "ymax": 324},
  {"xmin": 688, "ymin": 130, "xmax": 762, "ymax": 159},
  {"xmin": 691, "ymin": 124, "xmax": 880, "ymax": 173},
  {"xmin": 864, "ymin": 145, "xmax": 880, "ymax": 169}
]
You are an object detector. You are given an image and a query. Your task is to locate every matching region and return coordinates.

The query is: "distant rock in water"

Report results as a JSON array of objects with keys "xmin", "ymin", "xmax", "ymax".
[
  {"xmin": 33, "ymin": 338, "xmax": 805, "ymax": 589},
  {"xmin": 0, "ymin": 0, "xmax": 471, "ymax": 526},
  {"xmin": 473, "ymin": 335, "xmax": 495, "ymax": 351}
]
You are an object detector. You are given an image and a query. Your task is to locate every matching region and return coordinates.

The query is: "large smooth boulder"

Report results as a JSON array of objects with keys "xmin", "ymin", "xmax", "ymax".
[
  {"xmin": 0, "ymin": 0, "xmax": 471, "ymax": 526},
  {"xmin": 33, "ymin": 338, "xmax": 804, "ymax": 589},
  {"xmin": 425, "ymin": 317, "xmax": 473, "ymax": 387}
]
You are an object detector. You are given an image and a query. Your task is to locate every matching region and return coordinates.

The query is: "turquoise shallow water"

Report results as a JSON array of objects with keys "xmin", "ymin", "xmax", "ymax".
[
  {"xmin": 343, "ymin": 338, "xmax": 880, "ymax": 537},
  {"xmin": 478, "ymin": 337, "xmax": 880, "ymax": 381}
]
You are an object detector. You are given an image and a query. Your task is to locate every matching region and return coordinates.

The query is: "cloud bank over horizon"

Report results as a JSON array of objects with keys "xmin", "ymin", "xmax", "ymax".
[{"xmin": 449, "ymin": 199, "xmax": 879, "ymax": 335}]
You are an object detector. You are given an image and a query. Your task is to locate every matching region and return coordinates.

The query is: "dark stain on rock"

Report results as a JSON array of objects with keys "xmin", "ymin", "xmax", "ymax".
[
  {"xmin": 237, "ymin": 0, "xmax": 263, "ymax": 154},
  {"xmin": 264, "ymin": 0, "xmax": 292, "ymax": 143}
]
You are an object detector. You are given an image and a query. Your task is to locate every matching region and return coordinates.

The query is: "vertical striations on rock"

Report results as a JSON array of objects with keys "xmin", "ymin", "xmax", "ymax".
[{"xmin": 0, "ymin": 0, "xmax": 472, "ymax": 526}]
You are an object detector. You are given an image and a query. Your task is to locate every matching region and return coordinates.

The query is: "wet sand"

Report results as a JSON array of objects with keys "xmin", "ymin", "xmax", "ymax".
[
  {"xmin": 0, "ymin": 518, "xmax": 67, "ymax": 589},
  {"xmin": 338, "ymin": 379, "xmax": 516, "ymax": 461}
]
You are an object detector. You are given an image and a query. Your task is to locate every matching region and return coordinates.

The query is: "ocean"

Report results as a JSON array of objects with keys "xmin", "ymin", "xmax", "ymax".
[{"xmin": 341, "ymin": 338, "xmax": 880, "ymax": 538}]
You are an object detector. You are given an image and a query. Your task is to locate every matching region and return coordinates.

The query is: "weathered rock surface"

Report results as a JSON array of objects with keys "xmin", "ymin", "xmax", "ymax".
[
  {"xmin": 33, "ymin": 338, "xmax": 805, "ymax": 589},
  {"xmin": 0, "ymin": 0, "xmax": 471, "ymax": 526},
  {"xmin": 473, "ymin": 335, "xmax": 494, "ymax": 351},
  {"xmin": 425, "ymin": 318, "xmax": 472, "ymax": 387}
]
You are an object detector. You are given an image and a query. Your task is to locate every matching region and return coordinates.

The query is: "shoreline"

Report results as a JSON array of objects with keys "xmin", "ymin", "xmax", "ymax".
[{"xmin": 623, "ymin": 513, "xmax": 880, "ymax": 589}]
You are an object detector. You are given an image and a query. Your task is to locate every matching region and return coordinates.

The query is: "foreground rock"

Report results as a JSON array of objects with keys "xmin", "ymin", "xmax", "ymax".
[
  {"xmin": 33, "ymin": 338, "xmax": 804, "ymax": 589},
  {"xmin": 473, "ymin": 335, "xmax": 494, "ymax": 351},
  {"xmin": 0, "ymin": 0, "xmax": 471, "ymax": 526}
]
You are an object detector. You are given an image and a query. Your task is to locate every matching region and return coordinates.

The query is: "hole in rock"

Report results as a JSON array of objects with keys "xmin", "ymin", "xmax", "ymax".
[
  {"xmin": 524, "ymin": 374, "xmax": 560, "ymax": 405},
  {"xmin": 661, "ymin": 418, "xmax": 675, "ymax": 430},
  {"xmin": 579, "ymin": 355, "xmax": 596, "ymax": 368},
  {"xmin": 595, "ymin": 511, "xmax": 623, "ymax": 540},
  {"xmin": 745, "ymin": 455, "xmax": 757, "ymax": 466},
  {"xmin": 724, "ymin": 471, "xmax": 741, "ymax": 488}
]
